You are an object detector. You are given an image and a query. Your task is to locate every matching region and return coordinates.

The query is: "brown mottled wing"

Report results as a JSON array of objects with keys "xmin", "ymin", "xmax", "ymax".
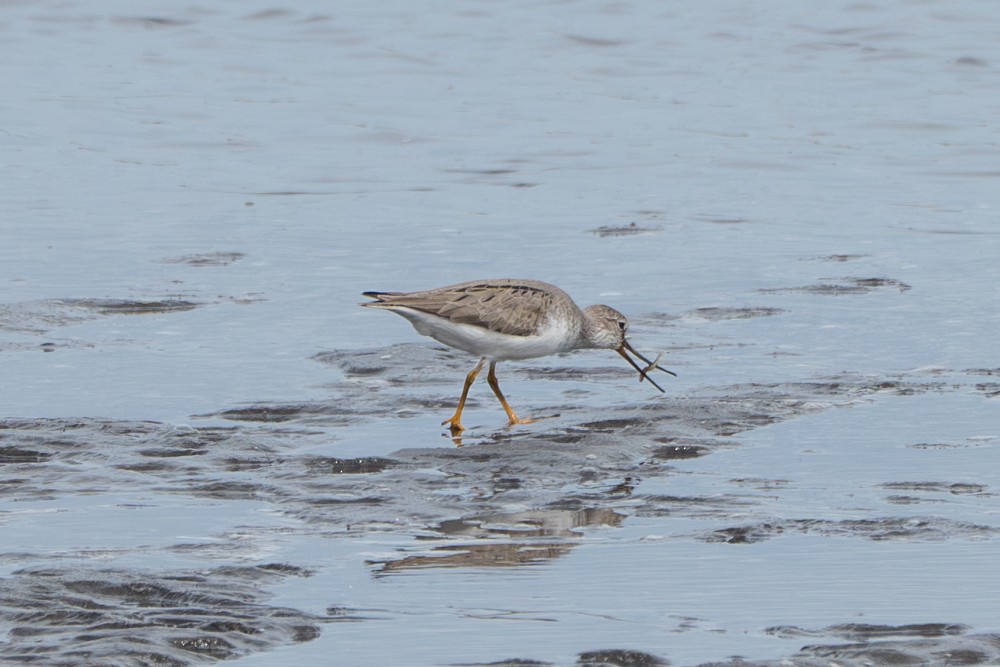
[{"xmin": 366, "ymin": 281, "xmax": 558, "ymax": 336}]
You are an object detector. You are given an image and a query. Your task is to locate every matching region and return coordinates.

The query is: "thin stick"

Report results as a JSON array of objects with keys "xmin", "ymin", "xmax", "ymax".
[
  {"xmin": 638, "ymin": 351, "xmax": 664, "ymax": 384},
  {"xmin": 623, "ymin": 340, "xmax": 677, "ymax": 377},
  {"xmin": 616, "ymin": 347, "xmax": 666, "ymax": 392}
]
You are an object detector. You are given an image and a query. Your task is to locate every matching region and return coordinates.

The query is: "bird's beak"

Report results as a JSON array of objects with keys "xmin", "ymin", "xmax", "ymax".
[{"xmin": 616, "ymin": 339, "xmax": 677, "ymax": 393}]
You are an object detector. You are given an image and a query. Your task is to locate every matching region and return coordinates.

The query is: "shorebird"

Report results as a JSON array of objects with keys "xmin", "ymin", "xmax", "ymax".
[{"xmin": 361, "ymin": 279, "xmax": 675, "ymax": 434}]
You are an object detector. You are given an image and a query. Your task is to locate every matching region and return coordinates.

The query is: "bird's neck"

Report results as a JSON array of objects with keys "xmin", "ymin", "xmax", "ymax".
[{"xmin": 578, "ymin": 316, "xmax": 607, "ymax": 349}]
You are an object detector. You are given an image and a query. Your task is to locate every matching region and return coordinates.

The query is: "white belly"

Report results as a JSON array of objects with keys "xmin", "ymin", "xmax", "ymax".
[{"xmin": 393, "ymin": 308, "xmax": 576, "ymax": 361}]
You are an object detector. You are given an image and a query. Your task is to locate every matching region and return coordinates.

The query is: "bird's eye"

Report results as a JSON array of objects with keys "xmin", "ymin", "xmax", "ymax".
[{"xmin": 617, "ymin": 321, "xmax": 627, "ymax": 331}]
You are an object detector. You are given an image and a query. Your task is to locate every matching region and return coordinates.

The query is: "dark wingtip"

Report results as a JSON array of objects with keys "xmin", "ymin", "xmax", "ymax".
[
  {"xmin": 362, "ymin": 290, "xmax": 406, "ymax": 300},
  {"xmin": 360, "ymin": 291, "xmax": 389, "ymax": 308}
]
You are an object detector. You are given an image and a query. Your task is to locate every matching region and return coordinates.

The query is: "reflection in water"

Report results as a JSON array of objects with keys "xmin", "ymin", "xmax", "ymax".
[
  {"xmin": 4, "ymin": 0, "xmax": 1000, "ymax": 664},
  {"xmin": 370, "ymin": 507, "xmax": 624, "ymax": 573},
  {"xmin": 435, "ymin": 507, "xmax": 625, "ymax": 539},
  {"xmin": 371, "ymin": 542, "xmax": 574, "ymax": 573}
]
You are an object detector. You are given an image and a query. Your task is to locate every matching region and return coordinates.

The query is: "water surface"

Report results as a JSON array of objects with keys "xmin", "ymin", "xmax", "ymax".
[{"xmin": 2, "ymin": 1, "xmax": 999, "ymax": 665}]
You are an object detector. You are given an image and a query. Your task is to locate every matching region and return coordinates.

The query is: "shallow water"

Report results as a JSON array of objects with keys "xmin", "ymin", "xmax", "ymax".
[{"xmin": 2, "ymin": 1, "xmax": 999, "ymax": 665}]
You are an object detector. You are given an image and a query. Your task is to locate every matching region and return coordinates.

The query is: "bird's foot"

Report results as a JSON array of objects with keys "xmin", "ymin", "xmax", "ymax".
[{"xmin": 441, "ymin": 416, "xmax": 466, "ymax": 435}]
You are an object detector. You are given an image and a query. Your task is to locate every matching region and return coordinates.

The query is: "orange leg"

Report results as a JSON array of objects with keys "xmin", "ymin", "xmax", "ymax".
[
  {"xmin": 486, "ymin": 361, "xmax": 537, "ymax": 426},
  {"xmin": 442, "ymin": 357, "xmax": 486, "ymax": 434}
]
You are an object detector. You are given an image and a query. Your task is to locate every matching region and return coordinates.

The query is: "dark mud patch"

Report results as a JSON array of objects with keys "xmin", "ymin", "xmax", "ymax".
[
  {"xmin": 439, "ymin": 166, "xmax": 536, "ymax": 188},
  {"xmin": 159, "ymin": 251, "xmax": 246, "ymax": 266},
  {"xmin": 0, "ymin": 444, "xmax": 53, "ymax": 464},
  {"xmin": 768, "ymin": 622, "xmax": 968, "ymax": 640},
  {"xmin": 649, "ymin": 442, "xmax": 711, "ymax": 460},
  {"xmin": 578, "ymin": 649, "xmax": 668, "ymax": 666},
  {"xmin": 211, "ymin": 403, "xmax": 334, "ymax": 423},
  {"xmin": 710, "ymin": 628, "xmax": 1000, "ymax": 667},
  {"xmin": 880, "ymin": 481, "xmax": 990, "ymax": 496},
  {"xmin": 0, "ymin": 298, "xmax": 200, "ymax": 337},
  {"xmin": 207, "ymin": 399, "xmax": 399, "ymax": 425},
  {"xmin": 0, "ymin": 564, "xmax": 322, "ymax": 666},
  {"xmin": 884, "ymin": 495, "xmax": 949, "ymax": 505},
  {"xmin": 579, "ymin": 417, "xmax": 648, "ymax": 430},
  {"xmin": 973, "ymin": 382, "xmax": 1000, "ymax": 398},
  {"xmin": 910, "ymin": 436, "xmax": 995, "ymax": 449},
  {"xmin": 908, "ymin": 442, "xmax": 965, "ymax": 450},
  {"xmin": 812, "ymin": 254, "xmax": 869, "ymax": 262},
  {"xmin": 303, "ymin": 456, "xmax": 397, "ymax": 474},
  {"xmin": 759, "ymin": 277, "xmax": 912, "ymax": 295},
  {"xmin": 451, "ymin": 651, "xmax": 669, "ymax": 667},
  {"xmin": 60, "ymin": 298, "xmax": 200, "ymax": 315},
  {"xmin": 701, "ymin": 516, "xmax": 997, "ymax": 544},
  {"xmin": 0, "ymin": 419, "xmax": 288, "ymax": 501},
  {"xmin": 0, "ymin": 301, "xmax": 97, "ymax": 335},
  {"xmin": 683, "ymin": 306, "xmax": 785, "ymax": 321},
  {"xmin": 464, "ymin": 660, "xmax": 548, "ymax": 667},
  {"xmin": 111, "ymin": 16, "xmax": 196, "ymax": 28},
  {"xmin": 314, "ymin": 343, "xmax": 472, "ymax": 385},
  {"xmin": 966, "ymin": 368, "xmax": 1000, "ymax": 377},
  {"xmin": 589, "ymin": 222, "xmax": 661, "ymax": 237},
  {"xmin": 688, "ymin": 639, "xmax": 1000, "ymax": 667}
]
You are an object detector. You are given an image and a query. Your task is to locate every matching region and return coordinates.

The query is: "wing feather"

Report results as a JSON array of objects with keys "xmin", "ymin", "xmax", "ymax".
[{"xmin": 363, "ymin": 280, "xmax": 565, "ymax": 336}]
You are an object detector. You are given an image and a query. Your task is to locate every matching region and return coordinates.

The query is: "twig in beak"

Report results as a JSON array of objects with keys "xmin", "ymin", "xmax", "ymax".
[
  {"xmin": 623, "ymin": 340, "xmax": 677, "ymax": 377},
  {"xmin": 638, "ymin": 351, "xmax": 664, "ymax": 384},
  {"xmin": 616, "ymin": 347, "xmax": 666, "ymax": 392}
]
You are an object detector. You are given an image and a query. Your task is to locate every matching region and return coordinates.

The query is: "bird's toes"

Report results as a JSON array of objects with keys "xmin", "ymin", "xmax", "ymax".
[{"xmin": 442, "ymin": 417, "xmax": 466, "ymax": 434}]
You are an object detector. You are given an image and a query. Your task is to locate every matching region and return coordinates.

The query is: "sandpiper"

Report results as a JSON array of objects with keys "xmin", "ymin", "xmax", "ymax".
[{"xmin": 361, "ymin": 279, "xmax": 675, "ymax": 434}]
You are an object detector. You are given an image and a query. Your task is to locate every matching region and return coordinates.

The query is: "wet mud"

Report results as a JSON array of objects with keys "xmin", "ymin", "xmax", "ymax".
[
  {"xmin": 0, "ymin": 298, "xmax": 201, "ymax": 333},
  {"xmin": 698, "ymin": 627, "xmax": 1000, "ymax": 667},
  {"xmin": 6, "ymin": 0, "xmax": 1000, "ymax": 661},
  {"xmin": 0, "ymin": 565, "xmax": 321, "ymax": 667},
  {"xmin": 0, "ymin": 297, "xmax": 200, "ymax": 352},
  {"xmin": 407, "ymin": 628, "xmax": 1000, "ymax": 667},
  {"xmin": 2, "ymin": 331, "xmax": 996, "ymax": 664},
  {"xmin": 2, "ymin": 274, "xmax": 997, "ymax": 665}
]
